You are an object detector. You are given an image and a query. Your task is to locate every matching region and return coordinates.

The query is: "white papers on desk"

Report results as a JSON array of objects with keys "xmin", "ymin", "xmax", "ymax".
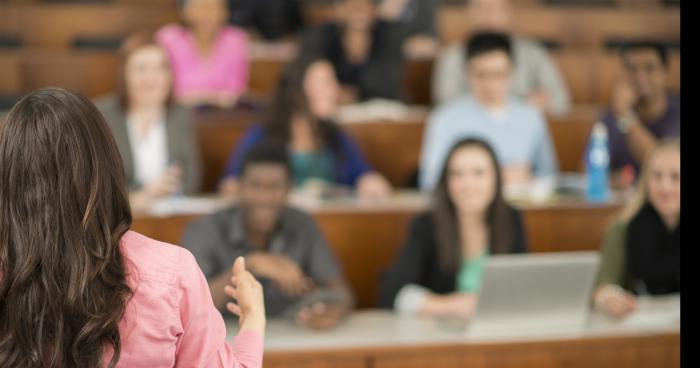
[
  {"xmin": 587, "ymin": 294, "xmax": 680, "ymax": 332},
  {"xmin": 504, "ymin": 175, "xmax": 557, "ymax": 203},
  {"xmin": 504, "ymin": 173, "xmax": 592, "ymax": 204},
  {"xmin": 623, "ymin": 294, "xmax": 680, "ymax": 327},
  {"xmin": 147, "ymin": 196, "xmax": 233, "ymax": 217},
  {"xmin": 338, "ymin": 99, "xmax": 414, "ymax": 123}
]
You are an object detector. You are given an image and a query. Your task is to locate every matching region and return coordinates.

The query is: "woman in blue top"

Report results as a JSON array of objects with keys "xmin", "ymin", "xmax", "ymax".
[{"xmin": 219, "ymin": 56, "xmax": 392, "ymax": 198}]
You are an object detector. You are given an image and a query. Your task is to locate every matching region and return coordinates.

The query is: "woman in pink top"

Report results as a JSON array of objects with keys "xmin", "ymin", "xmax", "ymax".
[
  {"xmin": 0, "ymin": 88, "xmax": 265, "ymax": 367},
  {"xmin": 157, "ymin": 0, "xmax": 249, "ymax": 109}
]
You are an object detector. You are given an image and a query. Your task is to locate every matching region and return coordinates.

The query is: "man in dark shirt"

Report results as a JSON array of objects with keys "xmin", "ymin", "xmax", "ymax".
[
  {"xmin": 600, "ymin": 42, "xmax": 680, "ymax": 189},
  {"xmin": 182, "ymin": 142, "xmax": 353, "ymax": 329}
]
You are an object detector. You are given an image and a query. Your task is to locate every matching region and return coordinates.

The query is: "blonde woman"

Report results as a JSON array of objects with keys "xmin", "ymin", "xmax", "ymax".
[{"xmin": 593, "ymin": 139, "xmax": 680, "ymax": 319}]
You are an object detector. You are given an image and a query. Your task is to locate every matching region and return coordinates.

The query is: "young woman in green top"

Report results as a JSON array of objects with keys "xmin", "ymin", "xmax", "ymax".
[
  {"xmin": 593, "ymin": 139, "xmax": 680, "ymax": 318},
  {"xmin": 380, "ymin": 138, "xmax": 527, "ymax": 319}
]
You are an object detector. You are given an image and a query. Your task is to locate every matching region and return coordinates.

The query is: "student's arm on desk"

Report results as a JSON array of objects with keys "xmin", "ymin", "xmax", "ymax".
[
  {"xmin": 292, "ymin": 219, "xmax": 356, "ymax": 330},
  {"xmin": 291, "ymin": 279, "xmax": 354, "ymax": 331},
  {"xmin": 392, "ymin": 284, "xmax": 477, "ymax": 320},
  {"xmin": 593, "ymin": 221, "xmax": 637, "ymax": 319},
  {"xmin": 383, "ymin": 215, "xmax": 477, "ymax": 320},
  {"xmin": 129, "ymin": 165, "xmax": 184, "ymax": 213},
  {"xmin": 421, "ymin": 292, "xmax": 477, "ymax": 320}
]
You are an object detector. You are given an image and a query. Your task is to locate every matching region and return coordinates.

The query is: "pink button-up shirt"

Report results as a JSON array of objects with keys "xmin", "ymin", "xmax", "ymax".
[
  {"xmin": 156, "ymin": 24, "xmax": 249, "ymax": 98},
  {"xmin": 102, "ymin": 230, "xmax": 263, "ymax": 367}
]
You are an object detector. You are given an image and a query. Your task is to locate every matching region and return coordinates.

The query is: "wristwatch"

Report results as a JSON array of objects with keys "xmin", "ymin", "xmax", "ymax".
[{"xmin": 616, "ymin": 112, "xmax": 639, "ymax": 134}]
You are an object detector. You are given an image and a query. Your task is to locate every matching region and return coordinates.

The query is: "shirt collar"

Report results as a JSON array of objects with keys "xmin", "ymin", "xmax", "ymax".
[{"xmin": 225, "ymin": 206, "xmax": 289, "ymax": 253}]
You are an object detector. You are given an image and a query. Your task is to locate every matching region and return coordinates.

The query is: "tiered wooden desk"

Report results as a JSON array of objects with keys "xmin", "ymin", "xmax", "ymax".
[
  {"xmin": 132, "ymin": 191, "xmax": 624, "ymax": 308},
  {"xmin": 228, "ymin": 296, "xmax": 680, "ymax": 368}
]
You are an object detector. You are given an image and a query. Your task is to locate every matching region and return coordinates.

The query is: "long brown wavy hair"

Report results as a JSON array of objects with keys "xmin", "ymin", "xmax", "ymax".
[
  {"xmin": 432, "ymin": 138, "xmax": 517, "ymax": 273},
  {"xmin": 262, "ymin": 55, "xmax": 343, "ymax": 157},
  {"xmin": 0, "ymin": 88, "xmax": 133, "ymax": 367}
]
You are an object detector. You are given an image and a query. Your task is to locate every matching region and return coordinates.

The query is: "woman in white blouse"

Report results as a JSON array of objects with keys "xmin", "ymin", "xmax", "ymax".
[{"xmin": 96, "ymin": 33, "xmax": 201, "ymax": 213}]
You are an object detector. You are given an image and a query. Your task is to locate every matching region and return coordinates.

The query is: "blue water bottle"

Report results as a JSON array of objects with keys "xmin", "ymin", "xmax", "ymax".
[{"xmin": 585, "ymin": 122, "xmax": 610, "ymax": 203}]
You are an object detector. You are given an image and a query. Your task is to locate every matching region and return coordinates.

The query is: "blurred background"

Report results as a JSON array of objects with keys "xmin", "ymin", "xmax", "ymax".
[{"xmin": 0, "ymin": 0, "xmax": 680, "ymax": 366}]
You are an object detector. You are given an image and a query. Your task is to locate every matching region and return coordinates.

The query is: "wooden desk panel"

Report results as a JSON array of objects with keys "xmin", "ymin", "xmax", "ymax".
[
  {"xmin": 257, "ymin": 309, "xmax": 680, "ymax": 368},
  {"xmin": 342, "ymin": 120, "xmax": 424, "ymax": 187},
  {"xmin": 522, "ymin": 204, "xmax": 619, "ymax": 253},
  {"xmin": 265, "ymin": 356, "xmax": 365, "ymax": 368},
  {"xmin": 402, "ymin": 58, "xmax": 434, "ymax": 106},
  {"xmin": 402, "ymin": 51, "xmax": 680, "ymax": 106},
  {"xmin": 264, "ymin": 334, "xmax": 680, "ymax": 368},
  {"xmin": 343, "ymin": 109, "xmax": 600, "ymax": 187},
  {"xmin": 0, "ymin": 48, "xmax": 679, "ymax": 110},
  {"xmin": 436, "ymin": 6, "xmax": 679, "ymax": 47},
  {"xmin": 132, "ymin": 195, "xmax": 622, "ymax": 308},
  {"xmin": 19, "ymin": 50, "xmax": 118, "ymax": 98},
  {"xmin": 2, "ymin": 4, "xmax": 176, "ymax": 48},
  {"xmin": 0, "ymin": 52, "xmax": 21, "ymax": 94},
  {"xmin": 4, "ymin": 48, "xmax": 291, "ymax": 99},
  {"xmin": 0, "ymin": 4, "xmax": 678, "ymax": 50},
  {"xmin": 312, "ymin": 210, "xmax": 416, "ymax": 308},
  {"xmin": 194, "ymin": 109, "xmax": 259, "ymax": 191}
]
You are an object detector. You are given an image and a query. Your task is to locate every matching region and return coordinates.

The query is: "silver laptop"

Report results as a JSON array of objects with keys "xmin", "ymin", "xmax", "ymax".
[{"xmin": 466, "ymin": 252, "xmax": 599, "ymax": 338}]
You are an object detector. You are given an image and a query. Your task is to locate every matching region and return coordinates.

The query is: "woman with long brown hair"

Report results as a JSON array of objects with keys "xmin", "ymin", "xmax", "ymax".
[
  {"xmin": 379, "ymin": 137, "xmax": 527, "ymax": 319},
  {"xmin": 219, "ymin": 55, "xmax": 392, "ymax": 198},
  {"xmin": 0, "ymin": 88, "xmax": 265, "ymax": 367}
]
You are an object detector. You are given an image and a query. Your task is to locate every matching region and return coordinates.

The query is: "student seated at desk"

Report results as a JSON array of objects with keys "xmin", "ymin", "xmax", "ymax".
[
  {"xmin": 380, "ymin": 138, "xmax": 528, "ymax": 319},
  {"xmin": 184, "ymin": 143, "xmax": 354, "ymax": 330},
  {"xmin": 0, "ymin": 88, "xmax": 264, "ymax": 367},
  {"xmin": 375, "ymin": 0, "xmax": 439, "ymax": 57},
  {"xmin": 420, "ymin": 32, "xmax": 558, "ymax": 191},
  {"xmin": 219, "ymin": 56, "xmax": 392, "ymax": 198},
  {"xmin": 300, "ymin": 0, "xmax": 406, "ymax": 102},
  {"xmin": 431, "ymin": 0, "xmax": 570, "ymax": 115},
  {"xmin": 157, "ymin": 0, "xmax": 249, "ymax": 109},
  {"xmin": 599, "ymin": 42, "xmax": 680, "ymax": 190},
  {"xmin": 593, "ymin": 140, "xmax": 680, "ymax": 319},
  {"xmin": 96, "ymin": 33, "xmax": 201, "ymax": 214}
]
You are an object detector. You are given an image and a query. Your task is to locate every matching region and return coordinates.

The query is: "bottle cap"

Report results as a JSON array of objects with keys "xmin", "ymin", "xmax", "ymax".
[{"xmin": 592, "ymin": 121, "xmax": 608, "ymax": 140}]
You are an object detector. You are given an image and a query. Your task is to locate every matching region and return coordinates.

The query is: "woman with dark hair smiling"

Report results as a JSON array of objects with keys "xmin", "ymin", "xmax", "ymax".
[
  {"xmin": 380, "ymin": 138, "xmax": 527, "ymax": 319},
  {"xmin": 97, "ymin": 33, "xmax": 201, "ymax": 214},
  {"xmin": 0, "ymin": 88, "xmax": 265, "ymax": 367},
  {"xmin": 220, "ymin": 55, "xmax": 392, "ymax": 198}
]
